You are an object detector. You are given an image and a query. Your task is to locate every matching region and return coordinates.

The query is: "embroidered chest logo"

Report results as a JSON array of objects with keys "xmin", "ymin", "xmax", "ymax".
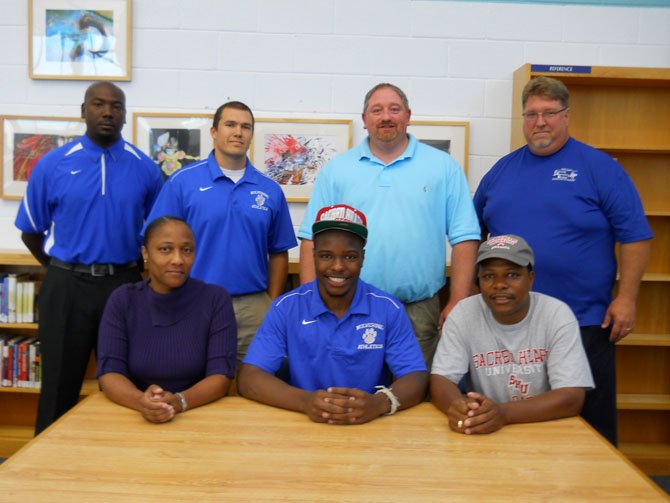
[
  {"xmin": 356, "ymin": 323, "xmax": 384, "ymax": 350},
  {"xmin": 551, "ymin": 168, "xmax": 578, "ymax": 182},
  {"xmin": 251, "ymin": 190, "xmax": 269, "ymax": 211},
  {"xmin": 362, "ymin": 328, "xmax": 377, "ymax": 344}
]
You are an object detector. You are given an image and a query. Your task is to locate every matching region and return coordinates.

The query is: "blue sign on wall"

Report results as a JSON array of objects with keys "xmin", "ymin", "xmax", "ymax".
[{"xmin": 530, "ymin": 65, "xmax": 592, "ymax": 74}]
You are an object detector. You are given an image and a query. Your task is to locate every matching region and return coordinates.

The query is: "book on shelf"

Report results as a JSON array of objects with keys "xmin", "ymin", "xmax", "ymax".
[
  {"xmin": 16, "ymin": 281, "xmax": 24, "ymax": 324},
  {"xmin": 0, "ymin": 335, "xmax": 41, "ymax": 389},
  {"xmin": 6, "ymin": 275, "xmax": 17, "ymax": 323},
  {"xmin": 0, "ymin": 281, "xmax": 5, "ymax": 323},
  {"xmin": 0, "ymin": 275, "xmax": 37, "ymax": 324},
  {"xmin": 29, "ymin": 340, "xmax": 41, "ymax": 388},
  {"xmin": 24, "ymin": 281, "xmax": 35, "ymax": 323},
  {"xmin": 1, "ymin": 334, "xmax": 22, "ymax": 386}
]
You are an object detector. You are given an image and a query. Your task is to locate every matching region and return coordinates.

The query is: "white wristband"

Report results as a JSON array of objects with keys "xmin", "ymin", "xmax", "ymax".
[
  {"xmin": 374, "ymin": 385, "xmax": 400, "ymax": 415},
  {"xmin": 175, "ymin": 392, "xmax": 188, "ymax": 413}
]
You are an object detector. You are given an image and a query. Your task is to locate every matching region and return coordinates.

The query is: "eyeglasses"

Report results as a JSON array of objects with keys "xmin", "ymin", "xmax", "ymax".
[{"xmin": 522, "ymin": 107, "xmax": 567, "ymax": 122}]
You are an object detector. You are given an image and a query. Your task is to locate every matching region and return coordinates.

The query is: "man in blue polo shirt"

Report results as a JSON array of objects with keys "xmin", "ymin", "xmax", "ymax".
[
  {"xmin": 298, "ymin": 83, "xmax": 480, "ymax": 369},
  {"xmin": 15, "ymin": 82, "xmax": 163, "ymax": 434},
  {"xmin": 239, "ymin": 205, "xmax": 427, "ymax": 424},
  {"xmin": 145, "ymin": 101, "xmax": 296, "ymax": 367}
]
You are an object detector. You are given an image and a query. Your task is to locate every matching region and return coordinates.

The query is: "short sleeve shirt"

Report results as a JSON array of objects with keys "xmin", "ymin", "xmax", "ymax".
[
  {"xmin": 244, "ymin": 279, "xmax": 427, "ymax": 392},
  {"xmin": 15, "ymin": 135, "xmax": 163, "ymax": 264}
]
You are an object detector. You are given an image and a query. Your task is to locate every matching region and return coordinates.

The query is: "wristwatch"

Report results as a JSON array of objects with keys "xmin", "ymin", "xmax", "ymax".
[{"xmin": 175, "ymin": 392, "xmax": 188, "ymax": 413}]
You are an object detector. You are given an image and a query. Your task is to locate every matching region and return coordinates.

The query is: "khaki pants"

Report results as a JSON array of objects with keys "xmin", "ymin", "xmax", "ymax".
[
  {"xmin": 403, "ymin": 293, "xmax": 440, "ymax": 370},
  {"xmin": 232, "ymin": 291, "xmax": 272, "ymax": 370}
]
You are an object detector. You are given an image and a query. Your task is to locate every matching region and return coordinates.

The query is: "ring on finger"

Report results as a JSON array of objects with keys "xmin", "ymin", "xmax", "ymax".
[{"xmin": 457, "ymin": 419, "xmax": 464, "ymax": 429}]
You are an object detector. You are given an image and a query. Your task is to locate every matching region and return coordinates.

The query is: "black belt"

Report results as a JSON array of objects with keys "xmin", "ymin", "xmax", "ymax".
[{"xmin": 50, "ymin": 258, "xmax": 138, "ymax": 277}]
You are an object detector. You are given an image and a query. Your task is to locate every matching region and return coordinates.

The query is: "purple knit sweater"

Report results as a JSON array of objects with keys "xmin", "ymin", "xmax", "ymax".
[{"xmin": 97, "ymin": 277, "xmax": 237, "ymax": 392}]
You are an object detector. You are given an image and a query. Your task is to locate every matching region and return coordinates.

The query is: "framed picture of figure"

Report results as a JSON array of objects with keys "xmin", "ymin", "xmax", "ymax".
[
  {"xmin": 29, "ymin": 0, "xmax": 132, "ymax": 80},
  {"xmin": 133, "ymin": 113, "xmax": 213, "ymax": 179}
]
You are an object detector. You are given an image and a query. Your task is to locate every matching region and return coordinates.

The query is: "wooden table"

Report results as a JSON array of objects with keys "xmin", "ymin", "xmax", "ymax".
[{"xmin": 0, "ymin": 394, "xmax": 666, "ymax": 502}]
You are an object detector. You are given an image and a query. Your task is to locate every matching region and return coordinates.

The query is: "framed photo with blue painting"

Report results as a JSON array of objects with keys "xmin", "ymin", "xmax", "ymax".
[
  {"xmin": 250, "ymin": 118, "xmax": 353, "ymax": 202},
  {"xmin": 132, "ymin": 113, "xmax": 213, "ymax": 179},
  {"xmin": 408, "ymin": 121, "xmax": 469, "ymax": 176},
  {"xmin": 29, "ymin": 0, "xmax": 131, "ymax": 80},
  {"xmin": 1, "ymin": 115, "xmax": 86, "ymax": 200}
]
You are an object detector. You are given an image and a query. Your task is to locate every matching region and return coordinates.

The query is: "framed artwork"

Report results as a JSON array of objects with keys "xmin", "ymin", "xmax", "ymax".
[
  {"xmin": 250, "ymin": 119, "xmax": 353, "ymax": 202},
  {"xmin": 29, "ymin": 0, "xmax": 132, "ymax": 81},
  {"xmin": 408, "ymin": 121, "xmax": 470, "ymax": 176},
  {"xmin": 1, "ymin": 115, "xmax": 86, "ymax": 200},
  {"xmin": 133, "ymin": 113, "xmax": 213, "ymax": 178}
]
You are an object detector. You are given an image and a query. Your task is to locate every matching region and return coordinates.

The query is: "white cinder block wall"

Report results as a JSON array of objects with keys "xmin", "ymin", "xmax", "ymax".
[{"xmin": 1, "ymin": 0, "xmax": 669, "ymax": 252}]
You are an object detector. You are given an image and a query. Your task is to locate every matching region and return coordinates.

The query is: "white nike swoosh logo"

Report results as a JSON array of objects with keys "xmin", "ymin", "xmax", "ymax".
[
  {"xmin": 301, "ymin": 319, "xmax": 317, "ymax": 325},
  {"xmin": 70, "ymin": 170, "xmax": 82, "ymax": 175},
  {"xmin": 199, "ymin": 186, "xmax": 213, "ymax": 192}
]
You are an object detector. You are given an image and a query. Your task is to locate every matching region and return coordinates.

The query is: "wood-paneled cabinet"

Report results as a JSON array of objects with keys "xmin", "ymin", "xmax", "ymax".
[{"xmin": 512, "ymin": 64, "xmax": 670, "ymax": 476}]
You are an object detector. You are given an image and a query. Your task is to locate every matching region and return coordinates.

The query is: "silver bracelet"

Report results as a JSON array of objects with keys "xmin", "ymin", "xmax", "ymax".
[
  {"xmin": 374, "ymin": 385, "xmax": 400, "ymax": 415},
  {"xmin": 175, "ymin": 392, "xmax": 188, "ymax": 413}
]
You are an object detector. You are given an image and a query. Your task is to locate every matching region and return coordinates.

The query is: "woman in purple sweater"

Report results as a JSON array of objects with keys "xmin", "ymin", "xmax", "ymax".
[{"xmin": 97, "ymin": 216, "xmax": 237, "ymax": 423}]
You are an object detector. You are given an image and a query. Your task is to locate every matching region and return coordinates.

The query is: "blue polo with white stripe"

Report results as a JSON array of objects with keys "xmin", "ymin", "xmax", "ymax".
[
  {"xmin": 243, "ymin": 279, "xmax": 427, "ymax": 392},
  {"xmin": 145, "ymin": 151, "xmax": 297, "ymax": 296},
  {"xmin": 15, "ymin": 135, "xmax": 163, "ymax": 264}
]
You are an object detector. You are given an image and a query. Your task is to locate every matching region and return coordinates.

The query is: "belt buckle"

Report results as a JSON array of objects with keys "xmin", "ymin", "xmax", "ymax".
[{"xmin": 90, "ymin": 264, "xmax": 113, "ymax": 276}]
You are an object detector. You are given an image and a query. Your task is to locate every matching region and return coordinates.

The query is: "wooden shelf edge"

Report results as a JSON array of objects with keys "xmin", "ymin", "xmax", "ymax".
[
  {"xmin": 526, "ymin": 64, "xmax": 670, "ymax": 84},
  {"xmin": 617, "ymin": 333, "xmax": 670, "ymax": 347},
  {"xmin": 617, "ymin": 394, "xmax": 670, "ymax": 410},
  {"xmin": 619, "ymin": 272, "xmax": 670, "ymax": 282},
  {"xmin": 0, "ymin": 425, "xmax": 32, "ymax": 438},
  {"xmin": 0, "ymin": 425, "xmax": 33, "ymax": 458},
  {"xmin": 0, "ymin": 249, "xmax": 304, "ymax": 275},
  {"xmin": 0, "ymin": 386, "xmax": 41, "ymax": 394},
  {"xmin": 598, "ymin": 146, "xmax": 670, "ymax": 154},
  {"xmin": 0, "ymin": 323, "xmax": 38, "ymax": 330},
  {"xmin": 619, "ymin": 442, "xmax": 670, "ymax": 476},
  {"xmin": 0, "ymin": 379, "xmax": 99, "ymax": 396},
  {"xmin": 0, "ymin": 250, "xmax": 41, "ymax": 267},
  {"xmin": 642, "ymin": 273, "xmax": 670, "ymax": 282}
]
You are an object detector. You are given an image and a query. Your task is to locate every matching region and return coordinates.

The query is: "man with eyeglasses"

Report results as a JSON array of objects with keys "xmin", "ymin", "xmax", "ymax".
[
  {"xmin": 297, "ymin": 83, "xmax": 481, "ymax": 370},
  {"xmin": 473, "ymin": 76, "xmax": 653, "ymax": 446}
]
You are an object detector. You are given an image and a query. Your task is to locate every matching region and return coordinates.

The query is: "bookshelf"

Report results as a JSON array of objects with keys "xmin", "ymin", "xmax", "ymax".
[
  {"xmin": 0, "ymin": 250, "xmax": 99, "ymax": 457},
  {"xmin": 511, "ymin": 64, "xmax": 670, "ymax": 476}
]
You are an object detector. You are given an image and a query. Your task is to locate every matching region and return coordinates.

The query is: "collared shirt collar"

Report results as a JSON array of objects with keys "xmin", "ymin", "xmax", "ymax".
[
  {"xmin": 206, "ymin": 150, "xmax": 260, "ymax": 185},
  {"xmin": 358, "ymin": 133, "xmax": 418, "ymax": 166},
  {"xmin": 80, "ymin": 134, "xmax": 126, "ymax": 160},
  {"xmin": 306, "ymin": 279, "xmax": 370, "ymax": 321}
]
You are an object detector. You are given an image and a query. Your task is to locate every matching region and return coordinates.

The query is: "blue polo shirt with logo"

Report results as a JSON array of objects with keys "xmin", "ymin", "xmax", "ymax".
[
  {"xmin": 474, "ymin": 138, "xmax": 653, "ymax": 326},
  {"xmin": 243, "ymin": 279, "xmax": 427, "ymax": 392},
  {"xmin": 145, "ymin": 151, "xmax": 297, "ymax": 296},
  {"xmin": 15, "ymin": 135, "xmax": 163, "ymax": 264}
]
